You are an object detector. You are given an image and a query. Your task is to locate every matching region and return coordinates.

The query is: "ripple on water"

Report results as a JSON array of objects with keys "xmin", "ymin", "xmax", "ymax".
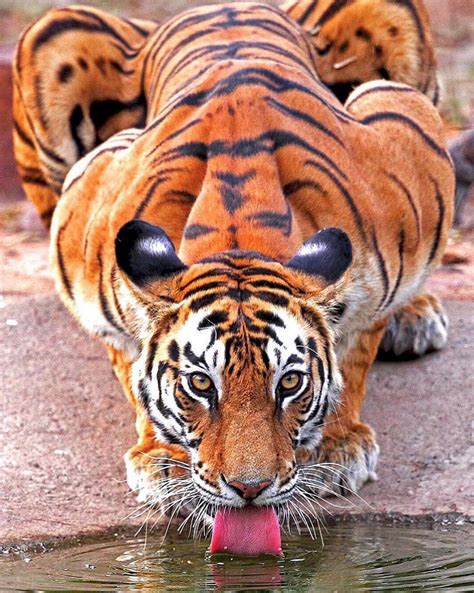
[{"xmin": 1, "ymin": 525, "xmax": 473, "ymax": 592}]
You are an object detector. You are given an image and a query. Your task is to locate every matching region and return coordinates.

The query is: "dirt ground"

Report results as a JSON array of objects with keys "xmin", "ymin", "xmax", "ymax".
[
  {"xmin": 0, "ymin": 0, "xmax": 472, "ymax": 549},
  {"xmin": 0, "ymin": 296, "xmax": 472, "ymax": 548}
]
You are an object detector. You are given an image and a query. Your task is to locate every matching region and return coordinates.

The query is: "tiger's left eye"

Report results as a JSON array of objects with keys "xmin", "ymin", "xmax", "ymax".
[
  {"xmin": 189, "ymin": 373, "xmax": 214, "ymax": 393},
  {"xmin": 278, "ymin": 371, "xmax": 303, "ymax": 394}
]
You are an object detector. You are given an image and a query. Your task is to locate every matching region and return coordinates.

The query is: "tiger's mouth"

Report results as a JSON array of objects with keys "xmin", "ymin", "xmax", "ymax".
[
  {"xmin": 209, "ymin": 505, "xmax": 282, "ymax": 556},
  {"xmin": 192, "ymin": 474, "xmax": 296, "ymax": 555}
]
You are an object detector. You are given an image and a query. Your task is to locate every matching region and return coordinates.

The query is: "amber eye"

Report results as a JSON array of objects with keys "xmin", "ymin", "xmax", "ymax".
[
  {"xmin": 189, "ymin": 373, "xmax": 214, "ymax": 393},
  {"xmin": 278, "ymin": 371, "xmax": 303, "ymax": 394}
]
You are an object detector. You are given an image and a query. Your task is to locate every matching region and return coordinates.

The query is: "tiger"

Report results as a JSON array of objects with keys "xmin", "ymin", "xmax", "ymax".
[
  {"xmin": 282, "ymin": 0, "xmax": 440, "ymax": 105},
  {"xmin": 13, "ymin": 1, "xmax": 453, "ymax": 543}
]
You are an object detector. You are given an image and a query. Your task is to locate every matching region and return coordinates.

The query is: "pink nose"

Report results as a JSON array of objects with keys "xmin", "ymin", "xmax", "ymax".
[{"xmin": 226, "ymin": 478, "xmax": 273, "ymax": 500}]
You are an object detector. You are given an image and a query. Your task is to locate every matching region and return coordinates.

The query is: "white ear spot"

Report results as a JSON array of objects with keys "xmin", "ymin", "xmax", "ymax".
[
  {"xmin": 140, "ymin": 236, "xmax": 171, "ymax": 257},
  {"xmin": 298, "ymin": 242, "xmax": 328, "ymax": 257}
]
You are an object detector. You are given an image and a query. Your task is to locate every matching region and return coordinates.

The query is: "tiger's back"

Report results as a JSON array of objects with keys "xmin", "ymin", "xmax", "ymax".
[{"xmin": 45, "ymin": 3, "xmax": 452, "ymax": 356}]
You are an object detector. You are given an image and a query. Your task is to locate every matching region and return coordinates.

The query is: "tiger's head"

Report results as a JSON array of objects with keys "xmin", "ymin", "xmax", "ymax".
[{"xmin": 116, "ymin": 220, "xmax": 352, "ymax": 509}]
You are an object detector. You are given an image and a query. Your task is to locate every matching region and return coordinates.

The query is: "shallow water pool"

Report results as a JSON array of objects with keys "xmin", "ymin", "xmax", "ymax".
[{"xmin": 1, "ymin": 524, "xmax": 473, "ymax": 592}]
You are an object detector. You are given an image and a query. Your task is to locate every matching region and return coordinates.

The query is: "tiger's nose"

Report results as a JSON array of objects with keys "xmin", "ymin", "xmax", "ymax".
[{"xmin": 225, "ymin": 477, "xmax": 273, "ymax": 500}]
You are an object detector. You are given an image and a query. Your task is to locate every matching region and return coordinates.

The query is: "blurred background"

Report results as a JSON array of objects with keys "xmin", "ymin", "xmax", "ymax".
[{"xmin": 0, "ymin": 0, "xmax": 472, "ymax": 302}]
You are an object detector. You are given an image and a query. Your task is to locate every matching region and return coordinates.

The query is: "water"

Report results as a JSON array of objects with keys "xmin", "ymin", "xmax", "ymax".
[{"xmin": 1, "ymin": 525, "xmax": 473, "ymax": 592}]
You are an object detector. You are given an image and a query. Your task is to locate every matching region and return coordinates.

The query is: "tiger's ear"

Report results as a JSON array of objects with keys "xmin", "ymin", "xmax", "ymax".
[
  {"xmin": 115, "ymin": 220, "xmax": 187, "ymax": 288},
  {"xmin": 287, "ymin": 227, "xmax": 352, "ymax": 285}
]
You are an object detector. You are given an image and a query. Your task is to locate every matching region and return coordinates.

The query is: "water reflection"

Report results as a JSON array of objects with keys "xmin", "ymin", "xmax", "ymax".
[{"xmin": 1, "ymin": 524, "xmax": 473, "ymax": 592}]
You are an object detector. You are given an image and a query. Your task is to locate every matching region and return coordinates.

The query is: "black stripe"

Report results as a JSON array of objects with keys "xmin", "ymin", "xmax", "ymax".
[
  {"xmin": 305, "ymin": 159, "xmax": 367, "ymax": 242},
  {"xmin": 167, "ymin": 340, "xmax": 179, "ymax": 363},
  {"xmin": 345, "ymin": 84, "xmax": 418, "ymax": 109},
  {"xmin": 109, "ymin": 60, "xmax": 135, "ymax": 75},
  {"xmin": 72, "ymin": 8, "xmax": 140, "ymax": 49},
  {"xmin": 124, "ymin": 17, "xmax": 156, "ymax": 38},
  {"xmin": 246, "ymin": 279, "xmax": 293, "ymax": 294},
  {"xmin": 69, "ymin": 104, "xmax": 86, "ymax": 158},
  {"xmin": 147, "ymin": 119, "xmax": 202, "ymax": 158},
  {"xmin": 254, "ymin": 310, "xmax": 285, "ymax": 328},
  {"xmin": 33, "ymin": 11, "xmax": 138, "ymax": 52},
  {"xmin": 316, "ymin": 0, "xmax": 353, "ymax": 27},
  {"xmin": 163, "ymin": 129, "xmax": 347, "ymax": 180},
  {"xmin": 253, "ymin": 291, "xmax": 289, "ymax": 307},
  {"xmin": 137, "ymin": 377, "xmax": 151, "ymax": 414},
  {"xmin": 64, "ymin": 144, "xmax": 130, "ymax": 194},
  {"xmin": 110, "ymin": 265, "xmax": 128, "ymax": 328},
  {"xmin": 97, "ymin": 250, "xmax": 125, "ymax": 333},
  {"xmin": 427, "ymin": 177, "xmax": 446, "ymax": 265},
  {"xmin": 55, "ymin": 214, "xmax": 74, "ymax": 301},
  {"xmin": 146, "ymin": 340, "xmax": 158, "ymax": 376},
  {"xmin": 188, "ymin": 291, "xmax": 230, "ymax": 311},
  {"xmin": 388, "ymin": 0, "xmax": 425, "ymax": 41},
  {"xmin": 33, "ymin": 18, "xmax": 106, "ymax": 50},
  {"xmin": 384, "ymin": 227, "xmax": 405, "ymax": 309},
  {"xmin": 265, "ymin": 96, "xmax": 345, "ymax": 147},
  {"xmin": 179, "ymin": 269, "xmax": 233, "ymax": 292},
  {"xmin": 183, "ymin": 343, "xmax": 207, "ymax": 368},
  {"xmin": 158, "ymin": 38, "xmax": 315, "ymax": 91},
  {"xmin": 22, "ymin": 175, "xmax": 48, "ymax": 187},
  {"xmin": 198, "ymin": 310, "xmax": 229, "ymax": 329},
  {"xmin": 35, "ymin": 134, "xmax": 66, "ymax": 166},
  {"xmin": 372, "ymin": 229, "xmax": 390, "ymax": 311},
  {"xmin": 283, "ymin": 179, "xmax": 327, "ymax": 198},
  {"xmin": 297, "ymin": 0, "xmax": 319, "ymax": 25},
  {"xmin": 154, "ymin": 419, "xmax": 185, "ymax": 445},
  {"xmin": 432, "ymin": 80, "xmax": 440, "ymax": 106},
  {"xmin": 134, "ymin": 173, "xmax": 171, "ymax": 218},
  {"xmin": 361, "ymin": 112, "xmax": 448, "ymax": 160},
  {"xmin": 248, "ymin": 205, "xmax": 292, "ymax": 236},
  {"xmin": 184, "ymin": 224, "xmax": 218, "ymax": 239},
  {"xmin": 89, "ymin": 96, "xmax": 144, "ymax": 133},
  {"xmin": 184, "ymin": 224, "xmax": 217, "ymax": 240},
  {"xmin": 386, "ymin": 172, "xmax": 421, "ymax": 242},
  {"xmin": 241, "ymin": 267, "xmax": 289, "ymax": 282},
  {"xmin": 13, "ymin": 119, "xmax": 35, "ymax": 148},
  {"xmin": 181, "ymin": 281, "xmax": 229, "ymax": 301},
  {"xmin": 143, "ymin": 67, "xmax": 354, "ymax": 138},
  {"xmin": 214, "ymin": 170, "xmax": 256, "ymax": 186}
]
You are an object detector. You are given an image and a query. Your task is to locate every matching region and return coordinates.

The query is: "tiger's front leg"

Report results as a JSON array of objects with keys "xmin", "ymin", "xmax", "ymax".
[
  {"xmin": 379, "ymin": 292, "xmax": 448, "ymax": 359},
  {"xmin": 106, "ymin": 346, "xmax": 192, "ymax": 513},
  {"xmin": 297, "ymin": 319, "xmax": 388, "ymax": 496}
]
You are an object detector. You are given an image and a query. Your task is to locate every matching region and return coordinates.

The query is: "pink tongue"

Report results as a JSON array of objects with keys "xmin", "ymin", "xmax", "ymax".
[{"xmin": 210, "ymin": 506, "xmax": 282, "ymax": 556}]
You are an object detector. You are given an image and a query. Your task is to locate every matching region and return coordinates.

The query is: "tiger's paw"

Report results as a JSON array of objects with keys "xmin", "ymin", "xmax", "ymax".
[
  {"xmin": 379, "ymin": 293, "xmax": 448, "ymax": 358},
  {"xmin": 125, "ymin": 443, "xmax": 194, "ymax": 518},
  {"xmin": 297, "ymin": 423, "xmax": 379, "ymax": 497}
]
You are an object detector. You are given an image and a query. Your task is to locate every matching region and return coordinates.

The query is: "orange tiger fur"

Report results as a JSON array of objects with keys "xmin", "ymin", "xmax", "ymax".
[
  {"xmin": 13, "ymin": 3, "xmax": 453, "ymax": 517},
  {"xmin": 282, "ymin": 0, "xmax": 439, "ymax": 104}
]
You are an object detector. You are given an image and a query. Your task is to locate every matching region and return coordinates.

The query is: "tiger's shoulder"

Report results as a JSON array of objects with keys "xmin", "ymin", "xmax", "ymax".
[{"xmin": 281, "ymin": 0, "xmax": 439, "ymax": 105}]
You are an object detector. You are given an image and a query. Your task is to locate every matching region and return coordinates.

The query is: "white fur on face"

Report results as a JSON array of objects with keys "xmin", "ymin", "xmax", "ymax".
[
  {"xmin": 266, "ymin": 308, "xmax": 313, "ymax": 408},
  {"xmin": 174, "ymin": 307, "xmax": 226, "ymax": 400}
]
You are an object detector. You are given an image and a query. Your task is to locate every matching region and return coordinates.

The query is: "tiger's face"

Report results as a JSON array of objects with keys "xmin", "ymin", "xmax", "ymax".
[{"xmin": 116, "ymin": 221, "xmax": 352, "ymax": 508}]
